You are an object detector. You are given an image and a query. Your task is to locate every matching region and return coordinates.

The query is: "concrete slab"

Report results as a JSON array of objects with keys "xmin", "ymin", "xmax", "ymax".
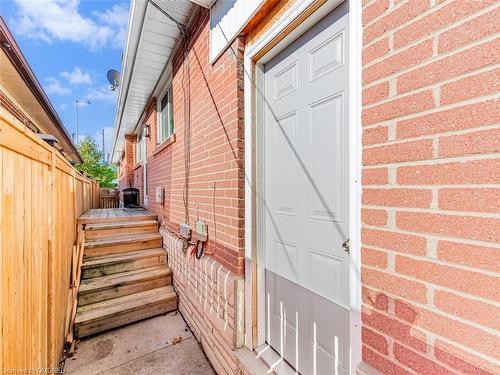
[
  {"xmin": 100, "ymin": 338, "xmax": 214, "ymax": 375},
  {"xmin": 65, "ymin": 311, "xmax": 214, "ymax": 375}
]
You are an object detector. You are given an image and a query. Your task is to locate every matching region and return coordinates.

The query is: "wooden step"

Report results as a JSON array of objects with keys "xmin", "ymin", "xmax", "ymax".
[
  {"xmin": 78, "ymin": 265, "xmax": 172, "ymax": 306},
  {"xmin": 84, "ymin": 233, "xmax": 163, "ymax": 257},
  {"xmin": 75, "ymin": 286, "xmax": 177, "ymax": 338},
  {"xmin": 82, "ymin": 248, "xmax": 167, "ymax": 279},
  {"xmin": 78, "ymin": 210, "xmax": 157, "ymax": 224},
  {"xmin": 85, "ymin": 220, "xmax": 158, "ymax": 240}
]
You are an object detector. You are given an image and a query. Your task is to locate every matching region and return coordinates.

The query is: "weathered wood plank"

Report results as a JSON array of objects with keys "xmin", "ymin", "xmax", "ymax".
[
  {"xmin": 78, "ymin": 212, "xmax": 157, "ymax": 224},
  {"xmin": 84, "ymin": 220, "xmax": 158, "ymax": 240},
  {"xmin": 0, "ymin": 114, "xmax": 52, "ymax": 165},
  {"xmin": 83, "ymin": 234, "xmax": 163, "ymax": 257},
  {"xmin": 85, "ymin": 219, "xmax": 158, "ymax": 230},
  {"xmin": 78, "ymin": 268, "xmax": 171, "ymax": 306},
  {"xmin": 74, "ymin": 286, "xmax": 177, "ymax": 338},
  {"xmin": 82, "ymin": 248, "xmax": 166, "ymax": 279}
]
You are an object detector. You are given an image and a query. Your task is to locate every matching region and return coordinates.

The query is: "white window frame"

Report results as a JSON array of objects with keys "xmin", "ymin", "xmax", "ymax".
[
  {"xmin": 136, "ymin": 132, "xmax": 146, "ymax": 164},
  {"xmin": 157, "ymin": 84, "xmax": 174, "ymax": 144}
]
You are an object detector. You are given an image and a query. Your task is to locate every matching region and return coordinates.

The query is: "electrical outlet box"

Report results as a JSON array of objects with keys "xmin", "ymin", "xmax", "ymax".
[
  {"xmin": 179, "ymin": 223, "xmax": 191, "ymax": 239},
  {"xmin": 155, "ymin": 187, "xmax": 165, "ymax": 204},
  {"xmin": 195, "ymin": 219, "xmax": 208, "ymax": 242}
]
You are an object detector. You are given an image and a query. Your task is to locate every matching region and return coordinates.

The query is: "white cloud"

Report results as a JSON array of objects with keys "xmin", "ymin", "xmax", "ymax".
[
  {"xmin": 93, "ymin": 4, "xmax": 130, "ymax": 49},
  {"xmin": 45, "ymin": 77, "xmax": 71, "ymax": 95},
  {"xmin": 61, "ymin": 67, "xmax": 93, "ymax": 85},
  {"xmin": 76, "ymin": 100, "xmax": 91, "ymax": 108},
  {"xmin": 85, "ymin": 85, "xmax": 118, "ymax": 103},
  {"xmin": 93, "ymin": 4, "xmax": 129, "ymax": 28},
  {"xmin": 13, "ymin": 0, "xmax": 129, "ymax": 50}
]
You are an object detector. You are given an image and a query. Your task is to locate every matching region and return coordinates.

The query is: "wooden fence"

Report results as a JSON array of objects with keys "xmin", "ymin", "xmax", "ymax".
[
  {"xmin": 0, "ymin": 111, "xmax": 100, "ymax": 370},
  {"xmin": 100, "ymin": 188, "xmax": 118, "ymax": 208}
]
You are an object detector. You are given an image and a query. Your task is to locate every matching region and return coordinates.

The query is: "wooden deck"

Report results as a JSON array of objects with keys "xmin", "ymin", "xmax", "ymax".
[{"xmin": 78, "ymin": 208, "xmax": 157, "ymax": 224}]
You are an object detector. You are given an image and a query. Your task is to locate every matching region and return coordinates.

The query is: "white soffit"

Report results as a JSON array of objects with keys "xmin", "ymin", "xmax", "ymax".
[
  {"xmin": 190, "ymin": 0, "xmax": 214, "ymax": 8},
  {"xmin": 112, "ymin": 0, "xmax": 193, "ymax": 163},
  {"xmin": 209, "ymin": 0, "xmax": 265, "ymax": 63}
]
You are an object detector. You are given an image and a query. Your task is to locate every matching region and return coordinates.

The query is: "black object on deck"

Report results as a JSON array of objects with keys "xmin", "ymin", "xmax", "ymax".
[{"xmin": 122, "ymin": 187, "xmax": 140, "ymax": 208}]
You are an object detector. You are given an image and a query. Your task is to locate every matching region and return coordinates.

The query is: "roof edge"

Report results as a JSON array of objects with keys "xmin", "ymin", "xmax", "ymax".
[
  {"xmin": 111, "ymin": 0, "xmax": 148, "ymax": 164},
  {"xmin": 0, "ymin": 16, "xmax": 83, "ymax": 164}
]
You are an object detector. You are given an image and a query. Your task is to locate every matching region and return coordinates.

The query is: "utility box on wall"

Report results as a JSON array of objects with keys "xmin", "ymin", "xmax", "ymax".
[{"xmin": 155, "ymin": 187, "xmax": 165, "ymax": 204}]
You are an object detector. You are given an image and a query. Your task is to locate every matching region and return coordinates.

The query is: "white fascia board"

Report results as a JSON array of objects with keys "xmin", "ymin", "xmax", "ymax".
[
  {"xmin": 111, "ymin": 0, "xmax": 147, "ymax": 164},
  {"xmin": 209, "ymin": 0, "xmax": 265, "ymax": 63}
]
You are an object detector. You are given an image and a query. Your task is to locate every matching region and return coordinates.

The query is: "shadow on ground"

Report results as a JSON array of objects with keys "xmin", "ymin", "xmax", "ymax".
[{"xmin": 65, "ymin": 312, "xmax": 215, "ymax": 375}]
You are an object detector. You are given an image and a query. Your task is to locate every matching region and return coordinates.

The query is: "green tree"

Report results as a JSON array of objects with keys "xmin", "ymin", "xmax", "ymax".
[{"xmin": 76, "ymin": 136, "xmax": 116, "ymax": 188}]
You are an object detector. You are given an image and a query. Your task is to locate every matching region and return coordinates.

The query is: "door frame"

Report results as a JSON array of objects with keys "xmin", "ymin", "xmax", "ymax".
[
  {"xmin": 143, "ymin": 160, "xmax": 148, "ymax": 206},
  {"xmin": 243, "ymin": 0, "xmax": 362, "ymax": 372}
]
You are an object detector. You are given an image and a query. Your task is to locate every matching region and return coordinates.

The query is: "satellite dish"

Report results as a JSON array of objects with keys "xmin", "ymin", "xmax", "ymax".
[{"xmin": 107, "ymin": 69, "xmax": 120, "ymax": 91}]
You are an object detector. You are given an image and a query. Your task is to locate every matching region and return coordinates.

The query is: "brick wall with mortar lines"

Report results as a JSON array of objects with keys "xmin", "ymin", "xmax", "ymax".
[
  {"xmin": 117, "ymin": 10, "xmax": 246, "ymax": 373},
  {"xmin": 141, "ymin": 8, "xmax": 245, "ymax": 275},
  {"xmin": 118, "ymin": 135, "xmax": 136, "ymax": 200},
  {"xmin": 360, "ymin": 0, "xmax": 499, "ymax": 374},
  {"xmin": 118, "ymin": 156, "xmax": 126, "ymax": 193},
  {"xmin": 160, "ymin": 227, "xmax": 244, "ymax": 375},
  {"xmin": 132, "ymin": 165, "xmax": 144, "ymax": 207}
]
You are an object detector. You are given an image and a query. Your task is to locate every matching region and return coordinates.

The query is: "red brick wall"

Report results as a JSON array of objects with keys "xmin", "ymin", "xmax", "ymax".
[
  {"xmin": 139, "ymin": 9, "xmax": 245, "ymax": 274},
  {"xmin": 361, "ymin": 1, "xmax": 499, "ymax": 374},
  {"xmin": 132, "ymin": 165, "xmax": 144, "ymax": 207},
  {"xmin": 118, "ymin": 134, "xmax": 137, "ymax": 203}
]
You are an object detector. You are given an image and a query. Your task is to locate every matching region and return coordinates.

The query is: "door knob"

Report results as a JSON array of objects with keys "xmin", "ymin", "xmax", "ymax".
[{"xmin": 342, "ymin": 239, "xmax": 350, "ymax": 254}]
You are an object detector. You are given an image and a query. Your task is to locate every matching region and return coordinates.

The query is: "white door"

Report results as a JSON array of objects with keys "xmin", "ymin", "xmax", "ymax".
[{"xmin": 262, "ymin": 3, "xmax": 350, "ymax": 374}]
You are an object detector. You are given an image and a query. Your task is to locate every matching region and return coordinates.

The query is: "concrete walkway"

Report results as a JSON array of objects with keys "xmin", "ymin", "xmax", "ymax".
[{"xmin": 65, "ymin": 311, "xmax": 215, "ymax": 375}]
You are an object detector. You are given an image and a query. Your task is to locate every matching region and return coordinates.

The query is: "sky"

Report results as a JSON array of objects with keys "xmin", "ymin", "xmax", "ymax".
[{"xmin": 1, "ymin": 0, "xmax": 131, "ymax": 161}]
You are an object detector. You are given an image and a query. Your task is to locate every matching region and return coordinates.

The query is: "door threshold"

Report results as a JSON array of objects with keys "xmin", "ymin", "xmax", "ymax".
[
  {"xmin": 235, "ymin": 347, "xmax": 275, "ymax": 375},
  {"xmin": 256, "ymin": 344, "xmax": 298, "ymax": 375}
]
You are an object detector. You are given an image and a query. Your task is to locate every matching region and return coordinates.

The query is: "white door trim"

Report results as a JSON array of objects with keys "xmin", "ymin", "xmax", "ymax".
[
  {"xmin": 243, "ymin": 0, "xmax": 362, "ymax": 372},
  {"xmin": 143, "ymin": 160, "xmax": 148, "ymax": 206}
]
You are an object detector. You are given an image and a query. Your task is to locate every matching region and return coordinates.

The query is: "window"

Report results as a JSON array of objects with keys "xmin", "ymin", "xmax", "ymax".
[
  {"xmin": 136, "ymin": 133, "xmax": 146, "ymax": 164},
  {"xmin": 158, "ymin": 86, "xmax": 174, "ymax": 143}
]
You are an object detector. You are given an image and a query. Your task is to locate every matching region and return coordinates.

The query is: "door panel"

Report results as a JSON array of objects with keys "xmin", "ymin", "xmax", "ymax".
[
  {"xmin": 274, "ymin": 111, "xmax": 298, "ymax": 217},
  {"xmin": 308, "ymin": 93, "xmax": 345, "ymax": 223},
  {"xmin": 263, "ymin": 3, "xmax": 350, "ymax": 374}
]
